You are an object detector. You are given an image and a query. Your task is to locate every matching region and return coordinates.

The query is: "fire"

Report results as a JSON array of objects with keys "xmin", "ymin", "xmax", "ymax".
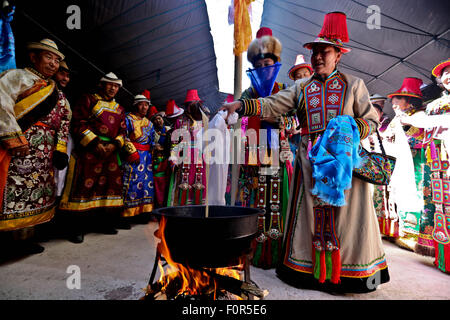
[{"xmin": 154, "ymin": 216, "xmax": 243, "ymax": 299}]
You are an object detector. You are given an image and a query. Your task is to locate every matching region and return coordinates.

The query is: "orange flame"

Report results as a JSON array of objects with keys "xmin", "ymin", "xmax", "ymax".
[{"xmin": 155, "ymin": 216, "xmax": 242, "ymax": 299}]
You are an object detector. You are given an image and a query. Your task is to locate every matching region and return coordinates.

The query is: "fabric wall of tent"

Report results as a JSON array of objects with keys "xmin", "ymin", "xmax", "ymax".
[
  {"xmin": 10, "ymin": 0, "xmax": 225, "ymax": 111},
  {"xmin": 260, "ymin": 0, "xmax": 450, "ymax": 110},
  {"xmin": 5, "ymin": 0, "xmax": 450, "ymax": 114}
]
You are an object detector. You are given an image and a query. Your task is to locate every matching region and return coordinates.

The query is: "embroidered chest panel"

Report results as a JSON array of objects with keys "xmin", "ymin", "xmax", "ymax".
[{"xmin": 304, "ymin": 74, "xmax": 347, "ymax": 133}]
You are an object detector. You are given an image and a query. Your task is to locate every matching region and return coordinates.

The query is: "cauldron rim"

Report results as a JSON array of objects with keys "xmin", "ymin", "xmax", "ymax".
[{"xmin": 152, "ymin": 205, "xmax": 262, "ymax": 219}]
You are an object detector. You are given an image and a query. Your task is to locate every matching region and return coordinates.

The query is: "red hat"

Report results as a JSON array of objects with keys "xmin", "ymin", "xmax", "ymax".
[
  {"xmin": 387, "ymin": 77, "xmax": 423, "ymax": 99},
  {"xmin": 304, "ymin": 12, "xmax": 351, "ymax": 53},
  {"xmin": 256, "ymin": 27, "xmax": 272, "ymax": 38},
  {"xmin": 147, "ymin": 105, "xmax": 158, "ymax": 118},
  {"xmin": 184, "ymin": 89, "xmax": 202, "ymax": 104},
  {"xmin": 165, "ymin": 99, "xmax": 184, "ymax": 118},
  {"xmin": 142, "ymin": 89, "xmax": 151, "ymax": 100},
  {"xmin": 432, "ymin": 58, "xmax": 450, "ymax": 78},
  {"xmin": 288, "ymin": 54, "xmax": 313, "ymax": 80}
]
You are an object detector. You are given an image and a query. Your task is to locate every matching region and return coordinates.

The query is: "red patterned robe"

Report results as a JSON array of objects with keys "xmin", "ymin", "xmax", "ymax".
[
  {"xmin": 0, "ymin": 68, "xmax": 71, "ymax": 231},
  {"xmin": 59, "ymin": 93, "xmax": 131, "ymax": 212}
]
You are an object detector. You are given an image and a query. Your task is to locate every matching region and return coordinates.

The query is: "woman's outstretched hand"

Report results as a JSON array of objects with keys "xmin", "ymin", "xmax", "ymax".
[{"xmin": 219, "ymin": 100, "xmax": 242, "ymax": 120}]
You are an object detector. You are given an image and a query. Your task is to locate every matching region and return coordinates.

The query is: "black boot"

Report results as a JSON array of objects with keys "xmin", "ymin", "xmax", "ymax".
[
  {"xmin": 68, "ymin": 232, "xmax": 84, "ymax": 244},
  {"xmin": 66, "ymin": 214, "xmax": 85, "ymax": 244},
  {"xmin": 17, "ymin": 240, "xmax": 45, "ymax": 255},
  {"xmin": 116, "ymin": 218, "xmax": 131, "ymax": 230}
]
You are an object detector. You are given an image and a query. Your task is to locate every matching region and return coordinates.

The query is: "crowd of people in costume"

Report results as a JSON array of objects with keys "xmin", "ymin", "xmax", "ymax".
[{"xmin": 0, "ymin": 10, "xmax": 449, "ymax": 296}]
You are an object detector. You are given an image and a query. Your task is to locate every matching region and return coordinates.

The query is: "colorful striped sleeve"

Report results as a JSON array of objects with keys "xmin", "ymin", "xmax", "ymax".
[
  {"xmin": 354, "ymin": 118, "xmax": 375, "ymax": 140},
  {"xmin": 238, "ymin": 98, "xmax": 263, "ymax": 117}
]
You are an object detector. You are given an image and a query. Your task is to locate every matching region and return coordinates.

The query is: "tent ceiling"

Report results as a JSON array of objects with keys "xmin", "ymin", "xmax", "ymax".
[
  {"xmin": 260, "ymin": 0, "xmax": 450, "ymax": 100},
  {"xmin": 13, "ymin": 0, "xmax": 223, "ymax": 110},
  {"xmin": 10, "ymin": 0, "xmax": 450, "ymax": 112}
]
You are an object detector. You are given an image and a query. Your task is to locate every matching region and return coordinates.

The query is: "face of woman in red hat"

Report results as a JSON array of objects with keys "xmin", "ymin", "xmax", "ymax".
[
  {"xmin": 293, "ymin": 67, "xmax": 312, "ymax": 81},
  {"xmin": 311, "ymin": 44, "xmax": 342, "ymax": 79},
  {"xmin": 391, "ymin": 96, "xmax": 409, "ymax": 112}
]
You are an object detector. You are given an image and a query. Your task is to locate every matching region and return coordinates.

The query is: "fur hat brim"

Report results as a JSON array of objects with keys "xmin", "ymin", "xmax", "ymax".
[{"xmin": 247, "ymin": 35, "xmax": 282, "ymax": 65}]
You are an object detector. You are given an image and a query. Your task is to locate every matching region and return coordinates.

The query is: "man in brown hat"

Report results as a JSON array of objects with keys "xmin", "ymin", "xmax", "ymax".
[
  {"xmin": 0, "ymin": 39, "xmax": 71, "ymax": 254},
  {"xmin": 222, "ymin": 12, "xmax": 389, "ymax": 293}
]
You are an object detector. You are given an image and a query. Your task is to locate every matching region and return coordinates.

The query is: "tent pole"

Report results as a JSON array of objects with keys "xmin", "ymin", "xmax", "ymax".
[{"xmin": 230, "ymin": 54, "xmax": 243, "ymax": 206}]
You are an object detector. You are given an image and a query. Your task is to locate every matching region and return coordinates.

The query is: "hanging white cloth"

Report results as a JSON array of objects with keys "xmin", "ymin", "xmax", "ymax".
[
  {"xmin": 205, "ymin": 111, "xmax": 237, "ymax": 205},
  {"xmin": 55, "ymin": 134, "xmax": 74, "ymax": 197},
  {"xmin": 382, "ymin": 116, "xmax": 423, "ymax": 213}
]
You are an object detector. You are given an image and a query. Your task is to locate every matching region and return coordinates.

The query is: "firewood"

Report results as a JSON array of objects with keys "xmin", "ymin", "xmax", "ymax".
[{"xmin": 204, "ymin": 270, "xmax": 265, "ymax": 299}]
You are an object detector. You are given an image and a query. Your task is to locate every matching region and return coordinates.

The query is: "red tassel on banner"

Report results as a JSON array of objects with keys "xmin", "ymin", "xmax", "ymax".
[
  {"xmin": 330, "ymin": 249, "xmax": 341, "ymax": 284},
  {"xmin": 319, "ymin": 250, "xmax": 327, "ymax": 283}
]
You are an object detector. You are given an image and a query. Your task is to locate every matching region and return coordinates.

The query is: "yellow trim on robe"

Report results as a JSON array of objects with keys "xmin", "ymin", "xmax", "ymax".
[
  {"xmin": 59, "ymin": 154, "xmax": 76, "ymax": 208},
  {"xmin": 55, "ymin": 139, "xmax": 67, "ymax": 154},
  {"xmin": 80, "ymin": 129, "xmax": 98, "ymax": 147},
  {"xmin": 128, "ymin": 114, "xmax": 150, "ymax": 141},
  {"xmin": 124, "ymin": 141, "xmax": 137, "ymax": 155},
  {"xmin": 121, "ymin": 204, "xmax": 153, "ymax": 217},
  {"xmin": 14, "ymin": 81, "xmax": 56, "ymax": 120},
  {"xmin": 59, "ymin": 155, "xmax": 123, "ymax": 211},
  {"xmin": 60, "ymin": 198, "xmax": 123, "ymax": 212},
  {"xmin": 0, "ymin": 207, "xmax": 55, "ymax": 232},
  {"xmin": 115, "ymin": 135, "xmax": 125, "ymax": 148},
  {"xmin": 91, "ymin": 99, "xmax": 121, "ymax": 118}
]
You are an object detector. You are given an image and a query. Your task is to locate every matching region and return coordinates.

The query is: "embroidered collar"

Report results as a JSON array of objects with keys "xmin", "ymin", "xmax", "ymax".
[{"xmin": 25, "ymin": 67, "xmax": 49, "ymax": 81}]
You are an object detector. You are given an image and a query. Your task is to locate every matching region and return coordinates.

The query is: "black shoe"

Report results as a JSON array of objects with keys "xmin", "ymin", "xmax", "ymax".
[
  {"xmin": 101, "ymin": 227, "xmax": 118, "ymax": 235},
  {"xmin": 116, "ymin": 220, "xmax": 131, "ymax": 230},
  {"xmin": 68, "ymin": 233, "xmax": 84, "ymax": 244},
  {"xmin": 20, "ymin": 242, "xmax": 45, "ymax": 255}
]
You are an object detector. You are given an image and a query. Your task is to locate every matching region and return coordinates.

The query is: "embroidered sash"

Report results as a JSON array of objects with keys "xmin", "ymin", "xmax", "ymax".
[
  {"xmin": 15, "ymin": 81, "xmax": 57, "ymax": 133},
  {"xmin": 304, "ymin": 73, "xmax": 347, "ymax": 134}
]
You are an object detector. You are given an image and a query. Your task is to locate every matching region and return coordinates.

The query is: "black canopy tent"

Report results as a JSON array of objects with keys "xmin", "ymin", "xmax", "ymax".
[
  {"xmin": 8, "ymin": 0, "xmax": 450, "ymax": 113},
  {"xmin": 260, "ymin": 0, "xmax": 450, "ymax": 106},
  {"xmin": 11, "ymin": 0, "xmax": 224, "ymax": 111}
]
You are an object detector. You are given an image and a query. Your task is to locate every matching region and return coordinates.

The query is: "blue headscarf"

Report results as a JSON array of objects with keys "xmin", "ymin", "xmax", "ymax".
[
  {"xmin": 0, "ymin": 6, "xmax": 16, "ymax": 73},
  {"xmin": 309, "ymin": 115, "xmax": 363, "ymax": 207}
]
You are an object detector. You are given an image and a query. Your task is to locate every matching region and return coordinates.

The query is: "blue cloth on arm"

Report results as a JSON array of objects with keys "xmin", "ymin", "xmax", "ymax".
[{"xmin": 308, "ymin": 115, "xmax": 363, "ymax": 207}]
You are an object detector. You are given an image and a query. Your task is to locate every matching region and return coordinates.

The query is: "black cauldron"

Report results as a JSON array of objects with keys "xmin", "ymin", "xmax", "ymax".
[{"xmin": 152, "ymin": 205, "xmax": 261, "ymax": 268}]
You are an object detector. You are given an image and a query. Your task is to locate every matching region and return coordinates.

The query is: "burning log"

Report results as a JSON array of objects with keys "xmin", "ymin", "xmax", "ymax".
[
  {"xmin": 204, "ymin": 270, "xmax": 265, "ymax": 300},
  {"xmin": 144, "ymin": 268, "xmax": 265, "ymax": 301}
]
